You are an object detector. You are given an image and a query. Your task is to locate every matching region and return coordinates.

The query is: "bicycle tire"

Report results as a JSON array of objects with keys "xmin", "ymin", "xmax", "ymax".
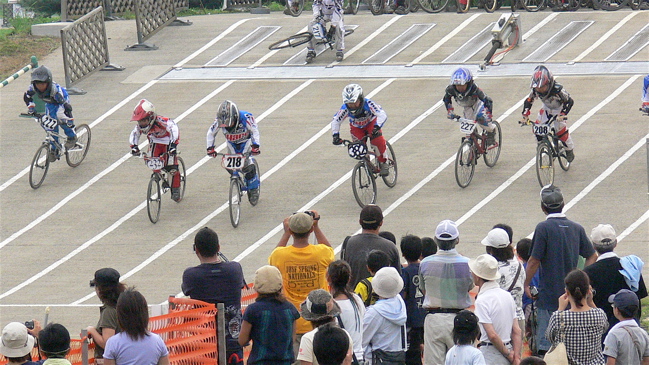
[
  {"xmin": 535, "ymin": 142, "xmax": 554, "ymax": 188},
  {"xmin": 457, "ymin": 0, "xmax": 471, "ymax": 12},
  {"xmin": 229, "ymin": 177, "xmax": 242, "ymax": 228},
  {"xmin": 483, "ymin": 121, "xmax": 502, "ymax": 167},
  {"xmin": 370, "ymin": 0, "xmax": 385, "ymax": 15},
  {"xmin": 268, "ymin": 32, "xmax": 313, "ymax": 50},
  {"xmin": 344, "ymin": 0, "xmax": 361, "ymax": 14},
  {"xmin": 286, "ymin": 0, "xmax": 305, "ymax": 16},
  {"xmin": 455, "ymin": 140, "xmax": 475, "ymax": 188},
  {"xmin": 418, "ymin": 0, "xmax": 449, "ymax": 12},
  {"xmin": 594, "ymin": 0, "xmax": 627, "ymax": 10},
  {"xmin": 409, "ymin": 0, "xmax": 421, "ymax": 11},
  {"xmin": 380, "ymin": 142, "xmax": 398, "ymax": 188},
  {"xmin": 352, "ymin": 162, "xmax": 377, "ymax": 208},
  {"xmin": 147, "ymin": 174, "xmax": 162, "ymax": 224},
  {"xmin": 556, "ymin": 142, "xmax": 571, "ymax": 172},
  {"xmin": 523, "ymin": 0, "xmax": 546, "ymax": 11},
  {"xmin": 551, "ymin": 0, "xmax": 579, "ymax": 10},
  {"xmin": 29, "ymin": 144, "xmax": 51, "ymax": 189},
  {"xmin": 483, "ymin": 0, "xmax": 498, "ymax": 11},
  {"xmin": 66, "ymin": 124, "xmax": 91, "ymax": 167},
  {"xmin": 175, "ymin": 156, "xmax": 186, "ymax": 202},
  {"xmin": 248, "ymin": 159, "xmax": 260, "ymax": 206}
]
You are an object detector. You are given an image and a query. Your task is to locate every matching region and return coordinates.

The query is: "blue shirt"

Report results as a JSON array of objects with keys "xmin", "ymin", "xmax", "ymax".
[{"xmin": 401, "ymin": 262, "xmax": 427, "ymax": 328}]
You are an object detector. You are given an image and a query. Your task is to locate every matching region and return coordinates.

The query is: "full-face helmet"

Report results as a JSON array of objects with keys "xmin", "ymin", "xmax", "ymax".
[
  {"xmin": 31, "ymin": 66, "xmax": 53, "ymax": 96},
  {"xmin": 530, "ymin": 65, "xmax": 554, "ymax": 96},
  {"xmin": 131, "ymin": 99, "xmax": 156, "ymax": 133},
  {"xmin": 217, "ymin": 100, "xmax": 239, "ymax": 130},
  {"xmin": 342, "ymin": 84, "xmax": 364, "ymax": 116},
  {"xmin": 450, "ymin": 67, "xmax": 473, "ymax": 86}
]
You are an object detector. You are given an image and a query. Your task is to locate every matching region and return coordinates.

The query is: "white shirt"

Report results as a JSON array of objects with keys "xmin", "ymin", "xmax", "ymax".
[
  {"xmin": 336, "ymin": 294, "xmax": 366, "ymax": 360},
  {"xmin": 297, "ymin": 325, "xmax": 354, "ymax": 365},
  {"xmin": 474, "ymin": 281, "xmax": 517, "ymax": 343}
]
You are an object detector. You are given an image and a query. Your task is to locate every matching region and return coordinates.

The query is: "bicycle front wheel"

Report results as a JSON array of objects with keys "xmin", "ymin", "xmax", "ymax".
[
  {"xmin": 457, "ymin": 0, "xmax": 471, "ymax": 12},
  {"xmin": 536, "ymin": 143, "xmax": 554, "ymax": 188},
  {"xmin": 147, "ymin": 174, "xmax": 162, "ymax": 224},
  {"xmin": 455, "ymin": 140, "xmax": 476, "ymax": 188},
  {"xmin": 268, "ymin": 32, "xmax": 313, "ymax": 50},
  {"xmin": 483, "ymin": 121, "xmax": 502, "ymax": 167},
  {"xmin": 176, "ymin": 156, "xmax": 187, "ymax": 202},
  {"xmin": 418, "ymin": 0, "xmax": 449, "ymax": 12},
  {"xmin": 352, "ymin": 162, "xmax": 377, "ymax": 208},
  {"xmin": 381, "ymin": 142, "xmax": 398, "ymax": 188},
  {"xmin": 523, "ymin": 0, "xmax": 546, "ymax": 11},
  {"xmin": 30, "ymin": 144, "xmax": 51, "ymax": 189},
  {"xmin": 66, "ymin": 124, "xmax": 91, "ymax": 167},
  {"xmin": 370, "ymin": 0, "xmax": 385, "ymax": 15},
  {"xmin": 229, "ymin": 178, "xmax": 242, "ymax": 228}
]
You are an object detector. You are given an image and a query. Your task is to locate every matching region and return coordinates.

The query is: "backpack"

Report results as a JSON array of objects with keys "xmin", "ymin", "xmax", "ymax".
[{"xmin": 360, "ymin": 278, "xmax": 380, "ymax": 307}]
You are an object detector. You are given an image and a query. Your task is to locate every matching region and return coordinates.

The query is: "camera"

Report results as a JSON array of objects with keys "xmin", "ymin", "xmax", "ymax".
[
  {"xmin": 304, "ymin": 211, "xmax": 319, "ymax": 220},
  {"xmin": 24, "ymin": 320, "xmax": 34, "ymax": 330},
  {"xmin": 530, "ymin": 286, "xmax": 539, "ymax": 298}
]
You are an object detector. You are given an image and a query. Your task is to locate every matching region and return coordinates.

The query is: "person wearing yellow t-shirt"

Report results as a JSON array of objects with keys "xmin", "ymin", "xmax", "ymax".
[
  {"xmin": 354, "ymin": 249, "xmax": 390, "ymax": 307},
  {"xmin": 269, "ymin": 210, "xmax": 334, "ymax": 360}
]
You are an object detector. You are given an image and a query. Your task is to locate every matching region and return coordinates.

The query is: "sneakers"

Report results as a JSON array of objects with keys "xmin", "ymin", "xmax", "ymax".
[
  {"xmin": 394, "ymin": 5, "xmax": 408, "ymax": 14},
  {"xmin": 248, "ymin": 188, "xmax": 260, "ymax": 205},
  {"xmin": 485, "ymin": 131, "xmax": 496, "ymax": 146},
  {"xmin": 379, "ymin": 162, "xmax": 389, "ymax": 177},
  {"xmin": 306, "ymin": 50, "xmax": 316, "ymax": 64},
  {"xmin": 565, "ymin": 149, "xmax": 574, "ymax": 163},
  {"xmin": 336, "ymin": 51, "xmax": 344, "ymax": 62},
  {"xmin": 171, "ymin": 187, "xmax": 181, "ymax": 202},
  {"xmin": 65, "ymin": 136, "xmax": 77, "ymax": 149},
  {"xmin": 48, "ymin": 149, "xmax": 58, "ymax": 163}
]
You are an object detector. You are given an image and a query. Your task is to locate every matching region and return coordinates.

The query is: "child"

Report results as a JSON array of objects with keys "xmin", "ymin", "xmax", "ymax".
[
  {"xmin": 444, "ymin": 310, "xmax": 485, "ymax": 365},
  {"xmin": 400, "ymin": 235, "xmax": 427, "ymax": 365},
  {"xmin": 421, "ymin": 237, "xmax": 437, "ymax": 259},
  {"xmin": 516, "ymin": 238, "xmax": 540, "ymax": 354},
  {"xmin": 355, "ymin": 249, "xmax": 390, "ymax": 307},
  {"xmin": 641, "ymin": 74, "xmax": 649, "ymax": 114},
  {"xmin": 38, "ymin": 323, "xmax": 72, "ymax": 365},
  {"xmin": 603, "ymin": 289, "xmax": 649, "ymax": 364}
]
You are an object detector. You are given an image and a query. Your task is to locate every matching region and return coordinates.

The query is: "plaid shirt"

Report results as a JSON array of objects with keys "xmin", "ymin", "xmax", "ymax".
[
  {"xmin": 546, "ymin": 308, "xmax": 608, "ymax": 365},
  {"xmin": 418, "ymin": 249, "xmax": 474, "ymax": 309}
]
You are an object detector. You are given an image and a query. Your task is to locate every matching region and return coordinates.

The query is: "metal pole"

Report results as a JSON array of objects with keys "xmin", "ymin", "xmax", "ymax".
[
  {"xmin": 81, "ymin": 329, "xmax": 89, "ymax": 365},
  {"xmin": 217, "ymin": 303, "xmax": 227, "ymax": 365}
]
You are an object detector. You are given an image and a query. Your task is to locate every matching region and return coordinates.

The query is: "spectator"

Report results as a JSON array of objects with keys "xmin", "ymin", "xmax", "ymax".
[
  {"xmin": 519, "ymin": 357, "xmax": 546, "ymax": 365},
  {"xmin": 603, "ymin": 289, "xmax": 649, "ymax": 365},
  {"xmin": 482, "ymin": 226, "xmax": 526, "ymax": 341},
  {"xmin": 421, "ymin": 236, "xmax": 437, "ymax": 259},
  {"xmin": 103, "ymin": 288, "xmax": 169, "ymax": 365},
  {"xmin": 38, "ymin": 323, "xmax": 71, "ymax": 365},
  {"xmin": 0, "ymin": 322, "xmax": 40, "ymax": 365},
  {"xmin": 327, "ymin": 260, "xmax": 365, "ymax": 363},
  {"xmin": 239, "ymin": 265, "xmax": 300, "ymax": 365},
  {"xmin": 314, "ymin": 324, "xmax": 353, "ymax": 365},
  {"xmin": 182, "ymin": 226, "xmax": 246, "ymax": 365},
  {"xmin": 399, "ymin": 234, "xmax": 427, "ymax": 365},
  {"xmin": 362, "ymin": 267, "xmax": 407, "ymax": 364},
  {"xmin": 546, "ymin": 269, "xmax": 607, "ymax": 365},
  {"xmin": 524, "ymin": 185, "xmax": 597, "ymax": 356},
  {"xmin": 341, "ymin": 204, "xmax": 402, "ymax": 289},
  {"xmin": 355, "ymin": 249, "xmax": 390, "ymax": 307},
  {"xmin": 419, "ymin": 219, "xmax": 474, "ymax": 365},
  {"xmin": 469, "ymin": 254, "xmax": 522, "ymax": 365},
  {"xmin": 516, "ymin": 238, "xmax": 540, "ymax": 353},
  {"xmin": 583, "ymin": 224, "xmax": 647, "ymax": 337},
  {"xmin": 269, "ymin": 211, "xmax": 334, "ymax": 354},
  {"xmin": 297, "ymin": 289, "xmax": 353, "ymax": 365},
  {"xmin": 444, "ymin": 310, "xmax": 485, "ymax": 365},
  {"xmin": 379, "ymin": 231, "xmax": 397, "ymax": 245},
  {"xmin": 87, "ymin": 268, "xmax": 125, "ymax": 364}
]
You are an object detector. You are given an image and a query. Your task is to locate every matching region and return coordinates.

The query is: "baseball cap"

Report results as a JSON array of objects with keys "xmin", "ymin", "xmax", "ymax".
[
  {"xmin": 608, "ymin": 289, "xmax": 639, "ymax": 312},
  {"xmin": 481, "ymin": 228, "xmax": 510, "ymax": 248},
  {"xmin": 289, "ymin": 212, "xmax": 313, "ymax": 234},
  {"xmin": 0, "ymin": 322, "xmax": 35, "ymax": 358},
  {"xmin": 435, "ymin": 220, "xmax": 459, "ymax": 240},
  {"xmin": 89, "ymin": 268, "xmax": 120, "ymax": 287},
  {"xmin": 360, "ymin": 204, "xmax": 383, "ymax": 225},
  {"xmin": 540, "ymin": 185, "xmax": 564, "ymax": 209},
  {"xmin": 254, "ymin": 265, "xmax": 283, "ymax": 294},
  {"xmin": 591, "ymin": 224, "xmax": 616, "ymax": 247}
]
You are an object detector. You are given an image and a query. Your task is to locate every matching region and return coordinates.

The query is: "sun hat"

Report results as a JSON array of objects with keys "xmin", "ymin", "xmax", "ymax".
[
  {"xmin": 254, "ymin": 265, "xmax": 283, "ymax": 294},
  {"xmin": 289, "ymin": 212, "xmax": 313, "ymax": 234},
  {"xmin": 435, "ymin": 219, "xmax": 459, "ymax": 240},
  {"xmin": 89, "ymin": 268, "xmax": 120, "ymax": 287},
  {"xmin": 300, "ymin": 289, "xmax": 341, "ymax": 321},
  {"xmin": 591, "ymin": 224, "xmax": 617, "ymax": 247},
  {"xmin": 481, "ymin": 228, "xmax": 510, "ymax": 248},
  {"xmin": 468, "ymin": 254, "xmax": 500, "ymax": 281},
  {"xmin": 372, "ymin": 267, "xmax": 404, "ymax": 298},
  {"xmin": 0, "ymin": 322, "xmax": 34, "ymax": 357},
  {"xmin": 540, "ymin": 185, "xmax": 563, "ymax": 209}
]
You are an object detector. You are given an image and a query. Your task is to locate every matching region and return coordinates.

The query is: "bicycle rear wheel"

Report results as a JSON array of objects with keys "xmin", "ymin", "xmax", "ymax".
[
  {"xmin": 229, "ymin": 177, "xmax": 242, "ymax": 228},
  {"xmin": 523, "ymin": 0, "xmax": 546, "ymax": 11},
  {"xmin": 455, "ymin": 140, "xmax": 475, "ymax": 188},
  {"xmin": 268, "ymin": 32, "xmax": 313, "ymax": 50},
  {"xmin": 147, "ymin": 174, "xmax": 162, "ymax": 224},
  {"xmin": 381, "ymin": 142, "xmax": 398, "ymax": 188},
  {"xmin": 419, "ymin": 0, "xmax": 449, "ymax": 12},
  {"xmin": 352, "ymin": 162, "xmax": 377, "ymax": 208},
  {"xmin": 536, "ymin": 143, "xmax": 554, "ymax": 188},
  {"xmin": 370, "ymin": 0, "xmax": 385, "ymax": 15},
  {"xmin": 483, "ymin": 121, "xmax": 502, "ymax": 167},
  {"xmin": 344, "ymin": 0, "xmax": 361, "ymax": 14},
  {"xmin": 175, "ymin": 156, "xmax": 187, "ymax": 202},
  {"xmin": 30, "ymin": 144, "xmax": 51, "ymax": 189},
  {"xmin": 556, "ymin": 143, "xmax": 571, "ymax": 171},
  {"xmin": 66, "ymin": 124, "xmax": 91, "ymax": 167}
]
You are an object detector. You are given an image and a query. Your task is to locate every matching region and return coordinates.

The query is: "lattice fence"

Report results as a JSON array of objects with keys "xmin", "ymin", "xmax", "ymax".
[
  {"xmin": 62, "ymin": 0, "xmax": 102, "ymax": 20},
  {"xmin": 224, "ymin": 0, "xmax": 260, "ymax": 9},
  {"xmin": 134, "ymin": 0, "xmax": 176, "ymax": 44},
  {"xmin": 2, "ymin": 3, "xmax": 13, "ymax": 27}
]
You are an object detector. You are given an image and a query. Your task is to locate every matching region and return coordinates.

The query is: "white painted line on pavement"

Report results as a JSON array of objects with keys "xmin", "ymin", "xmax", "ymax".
[
  {"xmin": 522, "ymin": 13, "xmax": 558, "ymax": 42},
  {"xmin": 618, "ymin": 208, "xmax": 649, "ymax": 243},
  {"xmin": 571, "ymin": 12, "xmax": 638, "ymax": 64}
]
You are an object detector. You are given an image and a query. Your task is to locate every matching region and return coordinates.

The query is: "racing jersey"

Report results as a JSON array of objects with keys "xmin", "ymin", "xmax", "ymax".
[
  {"xmin": 443, "ymin": 83, "xmax": 493, "ymax": 112},
  {"xmin": 331, "ymin": 98, "xmax": 387, "ymax": 135},
  {"xmin": 130, "ymin": 116, "xmax": 179, "ymax": 146},
  {"xmin": 523, "ymin": 82, "xmax": 574, "ymax": 115},
  {"xmin": 313, "ymin": 0, "xmax": 343, "ymax": 18},
  {"xmin": 206, "ymin": 110, "xmax": 260, "ymax": 147},
  {"xmin": 24, "ymin": 82, "xmax": 73, "ymax": 121}
]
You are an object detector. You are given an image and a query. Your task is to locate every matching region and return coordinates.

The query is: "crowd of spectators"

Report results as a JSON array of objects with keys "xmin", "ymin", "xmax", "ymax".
[{"xmin": 2, "ymin": 186, "xmax": 648, "ymax": 365}]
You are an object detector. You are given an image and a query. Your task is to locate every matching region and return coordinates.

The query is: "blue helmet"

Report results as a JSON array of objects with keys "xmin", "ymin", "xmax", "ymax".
[{"xmin": 450, "ymin": 67, "xmax": 473, "ymax": 86}]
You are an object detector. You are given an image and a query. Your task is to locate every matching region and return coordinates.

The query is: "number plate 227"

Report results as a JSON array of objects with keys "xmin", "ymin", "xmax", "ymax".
[{"xmin": 459, "ymin": 120, "xmax": 477, "ymax": 135}]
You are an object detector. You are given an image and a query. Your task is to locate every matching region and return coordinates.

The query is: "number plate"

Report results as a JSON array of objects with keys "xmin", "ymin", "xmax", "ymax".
[
  {"xmin": 459, "ymin": 119, "xmax": 477, "ymax": 135},
  {"xmin": 221, "ymin": 154, "xmax": 245, "ymax": 171},
  {"xmin": 145, "ymin": 157, "xmax": 165, "ymax": 170},
  {"xmin": 533, "ymin": 124, "xmax": 549, "ymax": 136}
]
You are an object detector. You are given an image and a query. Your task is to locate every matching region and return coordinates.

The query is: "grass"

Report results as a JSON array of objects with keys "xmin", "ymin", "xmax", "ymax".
[
  {"xmin": 642, "ymin": 296, "xmax": 649, "ymax": 331},
  {"xmin": 0, "ymin": 16, "xmax": 60, "ymax": 80}
]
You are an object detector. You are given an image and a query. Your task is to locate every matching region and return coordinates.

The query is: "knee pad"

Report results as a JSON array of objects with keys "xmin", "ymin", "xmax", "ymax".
[{"xmin": 242, "ymin": 164, "xmax": 256, "ymax": 180}]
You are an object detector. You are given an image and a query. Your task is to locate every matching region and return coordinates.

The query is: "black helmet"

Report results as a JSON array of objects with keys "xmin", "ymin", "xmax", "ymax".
[
  {"xmin": 217, "ymin": 100, "xmax": 240, "ymax": 130},
  {"xmin": 31, "ymin": 66, "xmax": 53, "ymax": 96}
]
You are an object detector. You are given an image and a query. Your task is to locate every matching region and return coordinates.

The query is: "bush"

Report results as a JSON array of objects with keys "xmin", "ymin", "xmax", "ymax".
[{"xmin": 19, "ymin": 0, "xmax": 60, "ymax": 16}]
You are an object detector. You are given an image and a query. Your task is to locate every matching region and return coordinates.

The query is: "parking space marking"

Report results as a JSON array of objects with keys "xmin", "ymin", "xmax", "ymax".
[
  {"xmin": 523, "ymin": 21, "xmax": 594, "ymax": 62},
  {"xmin": 442, "ymin": 23, "xmax": 493, "ymax": 64},
  {"xmin": 571, "ymin": 12, "xmax": 637, "ymax": 63},
  {"xmin": 363, "ymin": 24, "xmax": 435, "ymax": 64},
  {"xmin": 605, "ymin": 23, "xmax": 649, "ymax": 61},
  {"xmin": 205, "ymin": 26, "xmax": 281, "ymax": 66}
]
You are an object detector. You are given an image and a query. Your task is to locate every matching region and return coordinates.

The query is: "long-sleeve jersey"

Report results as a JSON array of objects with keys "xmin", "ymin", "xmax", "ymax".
[
  {"xmin": 523, "ymin": 82, "xmax": 573, "ymax": 115},
  {"xmin": 130, "ymin": 116, "xmax": 179, "ymax": 146},
  {"xmin": 206, "ymin": 110, "xmax": 260, "ymax": 148},
  {"xmin": 331, "ymin": 99, "xmax": 387, "ymax": 135},
  {"xmin": 443, "ymin": 83, "xmax": 493, "ymax": 113},
  {"xmin": 312, "ymin": 0, "xmax": 343, "ymax": 19},
  {"xmin": 24, "ymin": 82, "xmax": 73, "ymax": 121}
]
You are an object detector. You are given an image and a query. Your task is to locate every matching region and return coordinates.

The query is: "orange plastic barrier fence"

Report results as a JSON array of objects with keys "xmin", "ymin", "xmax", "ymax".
[{"xmin": 0, "ymin": 338, "xmax": 94, "ymax": 365}]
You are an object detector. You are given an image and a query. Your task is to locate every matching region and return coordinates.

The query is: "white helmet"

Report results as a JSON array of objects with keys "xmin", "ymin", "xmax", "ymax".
[
  {"xmin": 342, "ymin": 84, "xmax": 363, "ymax": 104},
  {"xmin": 131, "ymin": 99, "xmax": 156, "ymax": 133}
]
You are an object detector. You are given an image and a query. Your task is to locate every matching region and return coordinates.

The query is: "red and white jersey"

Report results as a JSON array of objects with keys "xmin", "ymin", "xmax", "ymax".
[
  {"xmin": 130, "ymin": 116, "xmax": 179, "ymax": 146},
  {"xmin": 330, "ymin": 98, "xmax": 387, "ymax": 135}
]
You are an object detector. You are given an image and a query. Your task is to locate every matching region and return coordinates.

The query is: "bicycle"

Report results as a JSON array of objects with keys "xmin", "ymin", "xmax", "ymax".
[
  {"xmin": 215, "ymin": 151, "xmax": 261, "ymax": 228},
  {"xmin": 451, "ymin": 115, "xmax": 502, "ymax": 188},
  {"xmin": 340, "ymin": 138, "xmax": 397, "ymax": 208},
  {"xmin": 519, "ymin": 116, "xmax": 571, "ymax": 188},
  {"xmin": 139, "ymin": 151, "xmax": 186, "ymax": 224},
  {"xmin": 268, "ymin": 22, "xmax": 354, "ymax": 51},
  {"xmin": 285, "ymin": 0, "xmax": 305, "ymax": 16},
  {"xmin": 418, "ymin": 0, "xmax": 451, "ymax": 13},
  {"xmin": 344, "ymin": 0, "xmax": 362, "ymax": 14},
  {"xmin": 21, "ymin": 113, "xmax": 91, "ymax": 189}
]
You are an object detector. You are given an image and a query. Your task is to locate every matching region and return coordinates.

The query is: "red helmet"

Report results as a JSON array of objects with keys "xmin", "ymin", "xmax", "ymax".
[
  {"xmin": 131, "ymin": 99, "xmax": 156, "ymax": 133},
  {"xmin": 530, "ymin": 65, "xmax": 554, "ymax": 96}
]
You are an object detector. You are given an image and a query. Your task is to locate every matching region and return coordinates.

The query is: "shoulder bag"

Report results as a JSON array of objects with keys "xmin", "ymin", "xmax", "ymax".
[
  {"xmin": 544, "ymin": 311, "xmax": 569, "ymax": 365},
  {"xmin": 371, "ymin": 326, "xmax": 406, "ymax": 365}
]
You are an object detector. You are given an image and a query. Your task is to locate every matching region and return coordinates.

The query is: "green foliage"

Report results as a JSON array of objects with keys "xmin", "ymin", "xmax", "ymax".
[
  {"xmin": 9, "ymin": 16, "xmax": 59, "ymax": 34},
  {"xmin": 19, "ymin": 0, "xmax": 60, "ymax": 16}
]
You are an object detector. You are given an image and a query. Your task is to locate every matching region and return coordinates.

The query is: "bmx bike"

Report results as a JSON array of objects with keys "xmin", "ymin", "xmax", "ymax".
[
  {"xmin": 520, "ymin": 116, "xmax": 571, "ymax": 188},
  {"xmin": 451, "ymin": 115, "xmax": 502, "ymax": 188},
  {"xmin": 139, "ymin": 151, "xmax": 186, "ymax": 224},
  {"xmin": 268, "ymin": 22, "xmax": 354, "ymax": 51},
  {"xmin": 216, "ymin": 152, "xmax": 260, "ymax": 228}
]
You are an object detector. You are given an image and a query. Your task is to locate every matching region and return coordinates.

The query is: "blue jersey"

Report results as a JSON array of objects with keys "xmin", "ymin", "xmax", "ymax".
[
  {"xmin": 207, "ymin": 110, "xmax": 260, "ymax": 148},
  {"xmin": 24, "ymin": 82, "xmax": 73, "ymax": 121}
]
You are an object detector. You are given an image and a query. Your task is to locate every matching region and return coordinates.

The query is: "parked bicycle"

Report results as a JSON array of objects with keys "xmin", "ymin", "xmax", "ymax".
[
  {"xmin": 21, "ymin": 113, "xmax": 91, "ymax": 189},
  {"xmin": 520, "ymin": 116, "xmax": 570, "ymax": 188},
  {"xmin": 451, "ymin": 115, "xmax": 502, "ymax": 188},
  {"xmin": 340, "ymin": 138, "xmax": 397, "ymax": 208},
  {"xmin": 268, "ymin": 22, "xmax": 354, "ymax": 51},
  {"xmin": 216, "ymin": 151, "xmax": 260, "ymax": 228},
  {"xmin": 139, "ymin": 151, "xmax": 186, "ymax": 224}
]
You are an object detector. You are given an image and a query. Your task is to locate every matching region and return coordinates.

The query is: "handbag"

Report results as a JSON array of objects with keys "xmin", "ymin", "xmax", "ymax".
[
  {"xmin": 544, "ymin": 311, "xmax": 569, "ymax": 365},
  {"xmin": 371, "ymin": 326, "xmax": 406, "ymax": 365}
]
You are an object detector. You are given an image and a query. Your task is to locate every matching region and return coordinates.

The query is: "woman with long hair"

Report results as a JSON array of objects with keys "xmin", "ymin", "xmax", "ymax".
[
  {"xmin": 103, "ymin": 288, "xmax": 169, "ymax": 365},
  {"xmin": 546, "ymin": 269, "xmax": 607, "ymax": 365},
  {"xmin": 87, "ymin": 268, "xmax": 126, "ymax": 364}
]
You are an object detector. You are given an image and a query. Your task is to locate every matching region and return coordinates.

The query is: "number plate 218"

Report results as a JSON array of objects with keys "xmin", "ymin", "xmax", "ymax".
[{"xmin": 221, "ymin": 155, "xmax": 245, "ymax": 171}]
